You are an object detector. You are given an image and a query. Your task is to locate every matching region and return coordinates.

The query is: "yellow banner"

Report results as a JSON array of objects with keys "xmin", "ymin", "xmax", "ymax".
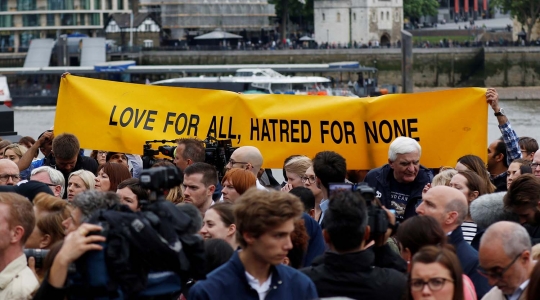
[{"xmin": 55, "ymin": 75, "xmax": 487, "ymax": 169}]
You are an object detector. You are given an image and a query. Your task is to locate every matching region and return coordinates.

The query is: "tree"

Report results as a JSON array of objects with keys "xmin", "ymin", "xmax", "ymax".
[
  {"xmin": 491, "ymin": 0, "xmax": 540, "ymax": 42},
  {"xmin": 270, "ymin": 0, "xmax": 314, "ymax": 42},
  {"xmin": 403, "ymin": 0, "xmax": 439, "ymax": 23}
]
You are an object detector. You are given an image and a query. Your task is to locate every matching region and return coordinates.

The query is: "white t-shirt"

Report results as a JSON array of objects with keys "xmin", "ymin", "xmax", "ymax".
[{"xmin": 245, "ymin": 271, "xmax": 272, "ymax": 300}]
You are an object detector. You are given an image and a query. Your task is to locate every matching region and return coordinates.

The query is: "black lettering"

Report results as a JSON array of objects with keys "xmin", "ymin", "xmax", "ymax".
[
  {"xmin": 207, "ymin": 116, "xmax": 217, "ymax": 138},
  {"xmin": 301, "ymin": 121, "xmax": 311, "ymax": 143},
  {"xmin": 320, "ymin": 121, "xmax": 329, "ymax": 143},
  {"xmin": 188, "ymin": 114, "xmax": 200, "ymax": 136},
  {"xmin": 379, "ymin": 120, "xmax": 393, "ymax": 143},
  {"xmin": 227, "ymin": 117, "xmax": 237, "ymax": 139},
  {"xmin": 250, "ymin": 118, "xmax": 259, "ymax": 141},
  {"xmin": 109, "ymin": 105, "xmax": 118, "ymax": 126},
  {"xmin": 175, "ymin": 113, "xmax": 188, "ymax": 135},
  {"xmin": 407, "ymin": 118, "xmax": 420, "ymax": 141},
  {"xmin": 119, "ymin": 107, "xmax": 134, "ymax": 127},
  {"xmin": 261, "ymin": 119, "xmax": 270, "ymax": 141},
  {"xmin": 290, "ymin": 120, "xmax": 300, "ymax": 143},
  {"xmin": 163, "ymin": 112, "xmax": 175, "ymax": 133},
  {"xmin": 364, "ymin": 121, "xmax": 378, "ymax": 143},
  {"xmin": 279, "ymin": 120, "xmax": 289, "ymax": 142},
  {"xmin": 218, "ymin": 116, "xmax": 227, "ymax": 138},
  {"xmin": 143, "ymin": 110, "xmax": 157, "ymax": 131},
  {"xmin": 344, "ymin": 121, "xmax": 356, "ymax": 144},
  {"xmin": 269, "ymin": 119, "xmax": 278, "ymax": 141},
  {"xmin": 133, "ymin": 109, "xmax": 147, "ymax": 128},
  {"xmin": 331, "ymin": 121, "xmax": 343, "ymax": 144},
  {"xmin": 394, "ymin": 119, "xmax": 406, "ymax": 137}
]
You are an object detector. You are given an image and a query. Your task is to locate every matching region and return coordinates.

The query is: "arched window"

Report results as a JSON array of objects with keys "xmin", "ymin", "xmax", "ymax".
[
  {"xmin": 386, "ymin": 11, "xmax": 390, "ymax": 20},
  {"xmin": 337, "ymin": 12, "xmax": 341, "ymax": 22},
  {"xmin": 322, "ymin": 13, "xmax": 325, "ymax": 21},
  {"xmin": 353, "ymin": 13, "xmax": 356, "ymax": 21},
  {"xmin": 381, "ymin": 12, "xmax": 384, "ymax": 20}
]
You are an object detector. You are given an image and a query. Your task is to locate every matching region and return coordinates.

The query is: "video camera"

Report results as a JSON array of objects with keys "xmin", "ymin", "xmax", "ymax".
[
  {"xmin": 203, "ymin": 136, "xmax": 237, "ymax": 181},
  {"xmin": 328, "ymin": 182, "xmax": 390, "ymax": 241},
  {"xmin": 142, "ymin": 140, "xmax": 177, "ymax": 169},
  {"xmin": 24, "ymin": 248, "xmax": 50, "ymax": 269}
]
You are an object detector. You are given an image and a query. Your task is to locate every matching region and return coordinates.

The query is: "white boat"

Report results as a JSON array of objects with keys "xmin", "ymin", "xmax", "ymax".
[{"xmin": 151, "ymin": 68, "xmax": 358, "ymax": 97}]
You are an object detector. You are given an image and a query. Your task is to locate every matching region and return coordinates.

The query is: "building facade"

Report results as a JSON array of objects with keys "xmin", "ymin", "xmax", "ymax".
[
  {"xmin": 139, "ymin": 0, "xmax": 276, "ymax": 40},
  {"xmin": 314, "ymin": 0, "xmax": 403, "ymax": 46},
  {"xmin": 0, "ymin": 0, "xmax": 132, "ymax": 51},
  {"xmin": 105, "ymin": 13, "xmax": 160, "ymax": 47}
]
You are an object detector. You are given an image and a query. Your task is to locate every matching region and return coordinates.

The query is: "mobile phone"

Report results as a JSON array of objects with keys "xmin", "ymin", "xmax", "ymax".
[{"xmin": 328, "ymin": 183, "xmax": 353, "ymax": 198}]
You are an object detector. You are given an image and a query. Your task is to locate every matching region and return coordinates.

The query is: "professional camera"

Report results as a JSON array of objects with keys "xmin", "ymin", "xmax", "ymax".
[
  {"xmin": 328, "ymin": 182, "xmax": 390, "ymax": 241},
  {"xmin": 140, "ymin": 165, "xmax": 183, "ymax": 193},
  {"xmin": 141, "ymin": 140, "xmax": 177, "ymax": 169},
  {"xmin": 203, "ymin": 136, "xmax": 237, "ymax": 181},
  {"xmin": 24, "ymin": 248, "xmax": 50, "ymax": 269}
]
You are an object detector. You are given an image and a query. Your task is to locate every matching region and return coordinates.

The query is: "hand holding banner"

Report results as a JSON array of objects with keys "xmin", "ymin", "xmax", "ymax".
[{"xmin": 55, "ymin": 75, "xmax": 487, "ymax": 169}]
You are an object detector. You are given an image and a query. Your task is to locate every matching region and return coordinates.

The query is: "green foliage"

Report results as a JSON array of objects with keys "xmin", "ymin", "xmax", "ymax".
[
  {"xmin": 269, "ymin": 0, "xmax": 314, "ymax": 33},
  {"xmin": 404, "ymin": 0, "xmax": 439, "ymax": 20},
  {"xmin": 491, "ymin": 0, "xmax": 540, "ymax": 41}
]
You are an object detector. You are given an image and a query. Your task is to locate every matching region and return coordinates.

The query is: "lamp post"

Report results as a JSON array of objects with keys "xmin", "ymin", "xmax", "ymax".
[{"xmin": 327, "ymin": 29, "xmax": 329, "ymax": 44}]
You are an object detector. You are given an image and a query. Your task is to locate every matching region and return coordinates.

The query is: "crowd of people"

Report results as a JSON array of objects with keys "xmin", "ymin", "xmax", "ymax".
[{"xmin": 0, "ymin": 87, "xmax": 539, "ymax": 299}]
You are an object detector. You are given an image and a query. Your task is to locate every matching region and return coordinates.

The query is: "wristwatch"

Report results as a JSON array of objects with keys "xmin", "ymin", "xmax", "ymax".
[{"xmin": 494, "ymin": 108, "xmax": 505, "ymax": 116}]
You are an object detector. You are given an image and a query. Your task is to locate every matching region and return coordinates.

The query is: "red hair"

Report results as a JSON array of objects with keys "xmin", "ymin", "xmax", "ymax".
[{"xmin": 221, "ymin": 168, "xmax": 256, "ymax": 195}]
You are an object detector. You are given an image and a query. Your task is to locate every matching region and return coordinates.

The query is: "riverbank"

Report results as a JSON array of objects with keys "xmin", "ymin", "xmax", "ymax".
[{"xmin": 414, "ymin": 86, "xmax": 540, "ymax": 100}]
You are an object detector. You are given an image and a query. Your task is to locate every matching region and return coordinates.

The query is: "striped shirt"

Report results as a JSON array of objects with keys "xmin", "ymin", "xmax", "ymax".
[{"xmin": 461, "ymin": 222, "xmax": 477, "ymax": 244}]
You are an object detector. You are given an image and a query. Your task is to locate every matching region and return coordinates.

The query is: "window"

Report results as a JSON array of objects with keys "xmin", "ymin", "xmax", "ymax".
[
  {"xmin": 60, "ymin": 13, "xmax": 74, "ymax": 25},
  {"xmin": 337, "ymin": 12, "xmax": 340, "ymax": 22},
  {"xmin": 80, "ymin": 0, "xmax": 90, "ymax": 9},
  {"xmin": 94, "ymin": 0, "xmax": 101, "ymax": 9},
  {"xmin": 90, "ymin": 13, "xmax": 99, "ymax": 25},
  {"xmin": 322, "ymin": 13, "xmax": 325, "ymax": 21},
  {"xmin": 22, "ymin": 15, "xmax": 38, "ymax": 26},
  {"xmin": 79, "ymin": 13, "xmax": 85, "ymax": 25},
  {"xmin": 17, "ymin": 0, "xmax": 36, "ymax": 11},
  {"xmin": 0, "ymin": 0, "xmax": 7, "ymax": 12},
  {"xmin": 386, "ymin": 11, "xmax": 389, "ymax": 20},
  {"xmin": 46, "ymin": 14, "xmax": 55, "ymax": 25},
  {"xmin": 117, "ymin": 0, "xmax": 123, "ymax": 10},
  {"xmin": 353, "ymin": 13, "xmax": 356, "ymax": 21},
  {"xmin": 145, "ymin": 23, "xmax": 151, "ymax": 31},
  {"xmin": 0, "ymin": 15, "xmax": 12, "ymax": 27},
  {"xmin": 380, "ymin": 12, "xmax": 383, "ymax": 20}
]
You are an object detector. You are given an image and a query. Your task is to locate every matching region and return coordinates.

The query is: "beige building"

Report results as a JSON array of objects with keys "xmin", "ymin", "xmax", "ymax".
[
  {"xmin": 512, "ymin": 19, "xmax": 540, "ymax": 41},
  {"xmin": 314, "ymin": 0, "xmax": 403, "ymax": 46},
  {"xmin": 0, "ymin": 0, "xmax": 132, "ymax": 50}
]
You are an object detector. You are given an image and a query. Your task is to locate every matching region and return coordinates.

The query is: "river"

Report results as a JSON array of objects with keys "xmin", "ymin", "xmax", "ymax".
[{"xmin": 13, "ymin": 100, "xmax": 540, "ymax": 145}]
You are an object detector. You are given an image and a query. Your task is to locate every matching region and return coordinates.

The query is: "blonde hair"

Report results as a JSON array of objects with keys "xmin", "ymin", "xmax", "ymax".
[
  {"xmin": 3, "ymin": 143, "xmax": 27, "ymax": 158},
  {"xmin": 432, "ymin": 169, "xmax": 458, "ymax": 187},
  {"xmin": 68, "ymin": 170, "xmax": 96, "ymax": 190},
  {"xmin": 532, "ymin": 244, "xmax": 540, "ymax": 260},
  {"xmin": 284, "ymin": 156, "xmax": 312, "ymax": 177}
]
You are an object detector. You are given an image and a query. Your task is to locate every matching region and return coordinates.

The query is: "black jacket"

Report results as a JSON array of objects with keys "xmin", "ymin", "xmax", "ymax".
[
  {"xmin": 364, "ymin": 164, "xmax": 433, "ymax": 220},
  {"xmin": 43, "ymin": 154, "xmax": 98, "ymax": 199},
  {"xmin": 301, "ymin": 248, "xmax": 407, "ymax": 300},
  {"xmin": 524, "ymin": 224, "xmax": 540, "ymax": 245},
  {"xmin": 449, "ymin": 227, "xmax": 491, "ymax": 298}
]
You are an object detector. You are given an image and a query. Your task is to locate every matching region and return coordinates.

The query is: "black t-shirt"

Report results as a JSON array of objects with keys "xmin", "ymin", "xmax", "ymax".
[{"xmin": 388, "ymin": 175, "xmax": 413, "ymax": 221}]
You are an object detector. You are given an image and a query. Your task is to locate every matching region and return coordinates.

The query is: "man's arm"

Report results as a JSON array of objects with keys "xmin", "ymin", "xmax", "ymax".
[
  {"xmin": 17, "ymin": 131, "xmax": 53, "ymax": 171},
  {"xmin": 487, "ymin": 88, "xmax": 521, "ymax": 164}
]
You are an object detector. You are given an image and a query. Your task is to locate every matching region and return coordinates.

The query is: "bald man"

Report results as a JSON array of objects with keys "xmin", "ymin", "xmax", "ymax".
[
  {"xmin": 226, "ymin": 146, "xmax": 266, "ymax": 190},
  {"xmin": 479, "ymin": 221, "xmax": 532, "ymax": 300},
  {"xmin": 416, "ymin": 186, "xmax": 491, "ymax": 298},
  {"xmin": 0, "ymin": 160, "xmax": 21, "ymax": 186}
]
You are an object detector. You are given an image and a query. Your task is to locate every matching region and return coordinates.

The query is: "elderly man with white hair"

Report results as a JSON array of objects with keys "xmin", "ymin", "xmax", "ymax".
[
  {"xmin": 363, "ymin": 136, "xmax": 433, "ymax": 221},
  {"xmin": 0, "ymin": 159, "xmax": 21, "ymax": 186},
  {"xmin": 30, "ymin": 166, "xmax": 66, "ymax": 198},
  {"xmin": 479, "ymin": 221, "xmax": 533, "ymax": 300}
]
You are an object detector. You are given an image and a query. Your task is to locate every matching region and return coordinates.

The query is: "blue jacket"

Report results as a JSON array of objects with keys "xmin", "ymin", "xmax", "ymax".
[
  {"xmin": 449, "ymin": 227, "xmax": 491, "ymax": 299},
  {"xmin": 188, "ymin": 252, "xmax": 318, "ymax": 300},
  {"xmin": 363, "ymin": 164, "xmax": 433, "ymax": 220},
  {"xmin": 301, "ymin": 213, "xmax": 326, "ymax": 267}
]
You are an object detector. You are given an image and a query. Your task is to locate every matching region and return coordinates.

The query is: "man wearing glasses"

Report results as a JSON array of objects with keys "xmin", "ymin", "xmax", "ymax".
[
  {"xmin": 226, "ymin": 146, "xmax": 266, "ymax": 191},
  {"xmin": 478, "ymin": 221, "xmax": 532, "ymax": 300},
  {"xmin": 29, "ymin": 166, "xmax": 65, "ymax": 198},
  {"xmin": 0, "ymin": 159, "xmax": 21, "ymax": 186}
]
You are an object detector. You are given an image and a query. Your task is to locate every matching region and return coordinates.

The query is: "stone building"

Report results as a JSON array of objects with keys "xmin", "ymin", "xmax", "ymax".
[
  {"xmin": 512, "ymin": 19, "xmax": 540, "ymax": 42},
  {"xmin": 105, "ymin": 13, "xmax": 161, "ymax": 47},
  {"xmin": 314, "ymin": 0, "xmax": 403, "ymax": 47}
]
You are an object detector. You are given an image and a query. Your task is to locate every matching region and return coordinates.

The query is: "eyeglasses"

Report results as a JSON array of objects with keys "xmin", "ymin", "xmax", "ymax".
[
  {"xmin": 0, "ymin": 174, "xmax": 21, "ymax": 182},
  {"xmin": 43, "ymin": 183, "xmax": 59, "ymax": 187},
  {"xmin": 227, "ymin": 159, "xmax": 249, "ymax": 166},
  {"xmin": 98, "ymin": 151, "xmax": 107, "ymax": 156},
  {"xmin": 477, "ymin": 252, "xmax": 523, "ymax": 280},
  {"xmin": 410, "ymin": 277, "xmax": 453, "ymax": 291},
  {"xmin": 531, "ymin": 163, "xmax": 540, "ymax": 169},
  {"xmin": 301, "ymin": 175, "xmax": 316, "ymax": 184}
]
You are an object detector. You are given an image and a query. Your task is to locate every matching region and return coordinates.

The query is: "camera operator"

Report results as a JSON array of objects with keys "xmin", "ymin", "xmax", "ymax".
[
  {"xmin": 0, "ymin": 193, "xmax": 39, "ymax": 299},
  {"xmin": 33, "ymin": 223, "xmax": 106, "ymax": 300},
  {"xmin": 300, "ymin": 190, "xmax": 407, "ymax": 300}
]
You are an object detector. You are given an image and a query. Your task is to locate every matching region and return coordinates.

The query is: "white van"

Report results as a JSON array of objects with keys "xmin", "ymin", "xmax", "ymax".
[{"xmin": 0, "ymin": 76, "xmax": 11, "ymax": 107}]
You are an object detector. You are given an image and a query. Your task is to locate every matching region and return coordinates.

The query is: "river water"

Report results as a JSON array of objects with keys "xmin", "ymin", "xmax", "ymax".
[{"xmin": 12, "ymin": 100, "xmax": 540, "ymax": 144}]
